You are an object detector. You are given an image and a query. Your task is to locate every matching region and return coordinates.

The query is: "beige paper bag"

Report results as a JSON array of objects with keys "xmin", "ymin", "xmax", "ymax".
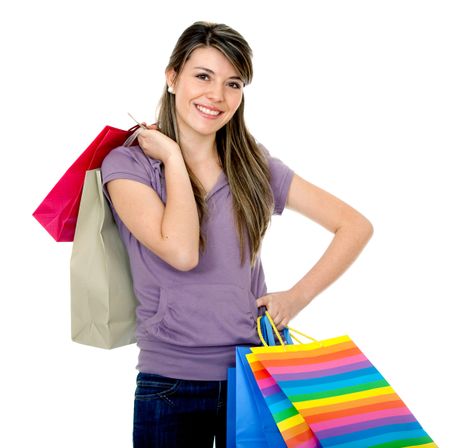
[{"xmin": 70, "ymin": 169, "xmax": 137, "ymax": 349}]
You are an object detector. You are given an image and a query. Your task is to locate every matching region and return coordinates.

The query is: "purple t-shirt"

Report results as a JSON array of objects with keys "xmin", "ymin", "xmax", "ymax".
[{"xmin": 101, "ymin": 142, "xmax": 295, "ymax": 380}]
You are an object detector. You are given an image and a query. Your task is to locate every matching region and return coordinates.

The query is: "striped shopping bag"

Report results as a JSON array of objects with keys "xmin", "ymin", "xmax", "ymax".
[
  {"xmin": 246, "ymin": 313, "xmax": 436, "ymax": 447},
  {"xmin": 244, "ymin": 348, "xmax": 320, "ymax": 448}
]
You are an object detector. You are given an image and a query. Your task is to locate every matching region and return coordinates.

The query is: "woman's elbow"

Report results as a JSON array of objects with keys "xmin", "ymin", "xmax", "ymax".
[
  {"xmin": 145, "ymin": 240, "xmax": 199, "ymax": 272},
  {"xmin": 173, "ymin": 250, "xmax": 199, "ymax": 272},
  {"xmin": 353, "ymin": 213, "xmax": 374, "ymax": 243},
  {"xmin": 365, "ymin": 219, "xmax": 374, "ymax": 240}
]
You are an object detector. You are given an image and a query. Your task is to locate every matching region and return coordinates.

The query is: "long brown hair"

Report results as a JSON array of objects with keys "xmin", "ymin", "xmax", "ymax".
[{"xmin": 156, "ymin": 21, "xmax": 275, "ymax": 268}]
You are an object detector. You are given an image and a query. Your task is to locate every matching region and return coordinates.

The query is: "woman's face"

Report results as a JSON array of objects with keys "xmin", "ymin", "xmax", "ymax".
[{"xmin": 167, "ymin": 46, "xmax": 244, "ymax": 140}]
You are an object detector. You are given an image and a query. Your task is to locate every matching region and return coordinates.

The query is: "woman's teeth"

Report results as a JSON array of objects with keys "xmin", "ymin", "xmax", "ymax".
[{"xmin": 196, "ymin": 105, "xmax": 221, "ymax": 116}]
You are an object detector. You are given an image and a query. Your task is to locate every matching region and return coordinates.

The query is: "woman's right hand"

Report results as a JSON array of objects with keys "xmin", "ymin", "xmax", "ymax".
[{"xmin": 137, "ymin": 123, "xmax": 181, "ymax": 163}]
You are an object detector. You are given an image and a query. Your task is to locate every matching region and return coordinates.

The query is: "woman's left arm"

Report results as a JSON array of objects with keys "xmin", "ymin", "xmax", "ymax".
[{"xmin": 255, "ymin": 173, "xmax": 374, "ymax": 330}]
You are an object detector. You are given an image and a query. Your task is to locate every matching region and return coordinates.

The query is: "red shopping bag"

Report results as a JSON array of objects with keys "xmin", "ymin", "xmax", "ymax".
[{"xmin": 32, "ymin": 124, "xmax": 141, "ymax": 242}]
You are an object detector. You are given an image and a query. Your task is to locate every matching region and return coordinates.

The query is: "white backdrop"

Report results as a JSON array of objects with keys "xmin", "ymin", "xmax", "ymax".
[{"xmin": 1, "ymin": 0, "xmax": 448, "ymax": 446}]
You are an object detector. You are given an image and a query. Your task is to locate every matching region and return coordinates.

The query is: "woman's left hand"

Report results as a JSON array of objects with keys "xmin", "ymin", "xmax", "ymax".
[{"xmin": 255, "ymin": 290, "xmax": 310, "ymax": 330}]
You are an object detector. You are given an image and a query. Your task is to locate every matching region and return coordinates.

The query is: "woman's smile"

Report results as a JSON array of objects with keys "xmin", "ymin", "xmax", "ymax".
[{"xmin": 194, "ymin": 103, "xmax": 224, "ymax": 119}]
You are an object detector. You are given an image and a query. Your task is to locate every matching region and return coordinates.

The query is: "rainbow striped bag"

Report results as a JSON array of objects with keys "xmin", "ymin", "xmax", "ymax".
[{"xmin": 245, "ymin": 313, "xmax": 436, "ymax": 448}]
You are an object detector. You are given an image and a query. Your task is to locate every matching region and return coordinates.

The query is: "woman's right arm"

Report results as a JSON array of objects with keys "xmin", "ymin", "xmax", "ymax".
[{"xmin": 105, "ymin": 131, "xmax": 200, "ymax": 271}]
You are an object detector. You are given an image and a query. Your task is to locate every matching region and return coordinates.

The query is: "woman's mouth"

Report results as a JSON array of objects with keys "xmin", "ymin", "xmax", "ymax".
[{"xmin": 195, "ymin": 104, "xmax": 223, "ymax": 119}]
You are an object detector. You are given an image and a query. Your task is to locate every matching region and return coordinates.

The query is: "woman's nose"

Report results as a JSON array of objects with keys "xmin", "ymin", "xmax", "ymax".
[{"xmin": 206, "ymin": 82, "xmax": 224, "ymax": 101}]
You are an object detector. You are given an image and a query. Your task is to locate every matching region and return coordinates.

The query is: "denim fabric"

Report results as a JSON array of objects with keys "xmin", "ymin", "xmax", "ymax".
[{"xmin": 133, "ymin": 372, "xmax": 228, "ymax": 447}]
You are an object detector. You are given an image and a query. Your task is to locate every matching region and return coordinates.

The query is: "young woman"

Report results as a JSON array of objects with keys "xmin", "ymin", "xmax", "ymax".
[{"xmin": 101, "ymin": 21, "xmax": 373, "ymax": 448}]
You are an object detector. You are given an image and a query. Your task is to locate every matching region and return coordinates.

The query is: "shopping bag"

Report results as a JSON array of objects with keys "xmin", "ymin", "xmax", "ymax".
[
  {"xmin": 226, "ymin": 320, "xmax": 315, "ymax": 448},
  {"xmin": 246, "ymin": 313, "xmax": 437, "ymax": 447},
  {"xmin": 70, "ymin": 169, "xmax": 137, "ymax": 349},
  {"xmin": 32, "ymin": 124, "xmax": 142, "ymax": 242},
  {"xmin": 227, "ymin": 367, "xmax": 237, "ymax": 447},
  {"xmin": 227, "ymin": 347, "xmax": 292, "ymax": 448},
  {"xmin": 239, "ymin": 323, "xmax": 320, "ymax": 448}
]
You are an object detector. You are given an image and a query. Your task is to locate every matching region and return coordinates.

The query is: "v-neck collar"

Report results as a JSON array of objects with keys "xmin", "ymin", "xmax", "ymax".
[{"xmin": 205, "ymin": 170, "xmax": 228, "ymax": 200}]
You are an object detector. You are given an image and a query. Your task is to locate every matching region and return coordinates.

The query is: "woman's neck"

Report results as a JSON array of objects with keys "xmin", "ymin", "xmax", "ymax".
[{"xmin": 178, "ymin": 129, "xmax": 219, "ymax": 168}]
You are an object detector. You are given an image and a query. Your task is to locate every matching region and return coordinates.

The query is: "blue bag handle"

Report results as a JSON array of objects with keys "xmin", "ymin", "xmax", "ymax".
[
  {"xmin": 261, "ymin": 315, "xmax": 293, "ymax": 345},
  {"xmin": 258, "ymin": 305, "xmax": 291, "ymax": 345}
]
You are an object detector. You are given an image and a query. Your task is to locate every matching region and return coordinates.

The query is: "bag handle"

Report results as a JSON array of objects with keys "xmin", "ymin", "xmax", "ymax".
[
  {"xmin": 257, "ymin": 312, "xmax": 319, "ymax": 347},
  {"xmin": 260, "ymin": 312, "xmax": 292, "ymax": 345},
  {"xmin": 123, "ymin": 112, "xmax": 149, "ymax": 147}
]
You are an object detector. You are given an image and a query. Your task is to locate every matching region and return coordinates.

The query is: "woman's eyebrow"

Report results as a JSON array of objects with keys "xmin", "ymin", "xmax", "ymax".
[{"xmin": 193, "ymin": 66, "xmax": 243, "ymax": 81}]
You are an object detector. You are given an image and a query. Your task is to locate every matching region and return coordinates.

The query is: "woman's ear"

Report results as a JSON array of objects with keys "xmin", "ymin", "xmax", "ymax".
[{"xmin": 165, "ymin": 68, "xmax": 177, "ymax": 90}]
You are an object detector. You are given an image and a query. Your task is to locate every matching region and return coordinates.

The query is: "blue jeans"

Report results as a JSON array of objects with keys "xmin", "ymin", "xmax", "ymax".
[{"xmin": 133, "ymin": 372, "xmax": 228, "ymax": 447}]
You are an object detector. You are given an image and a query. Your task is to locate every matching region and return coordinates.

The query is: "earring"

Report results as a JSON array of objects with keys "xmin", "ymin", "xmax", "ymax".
[{"xmin": 168, "ymin": 85, "xmax": 174, "ymax": 94}]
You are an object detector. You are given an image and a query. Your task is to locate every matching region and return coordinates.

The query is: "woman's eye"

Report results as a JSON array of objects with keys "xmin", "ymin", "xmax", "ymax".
[{"xmin": 196, "ymin": 74, "xmax": 242, "ymax": 89}]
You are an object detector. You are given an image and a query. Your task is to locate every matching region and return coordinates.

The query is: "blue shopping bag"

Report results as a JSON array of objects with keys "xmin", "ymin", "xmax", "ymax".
[
  {"xmin": 227, "ymin": 347, "xmax": 287, "ymax": 447},
  {"xmin": 226, "ymin": 319, "xmax": 294, "ymax": 447},
  {"xmin": 226, "ymin": 367, "xmax": 237, "ymax": 446}
]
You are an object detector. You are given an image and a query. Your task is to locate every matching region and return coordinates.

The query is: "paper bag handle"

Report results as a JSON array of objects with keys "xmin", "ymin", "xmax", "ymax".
[{"xmin": 257, "ymin": 312, "xmax": 319, "ymax": 347}]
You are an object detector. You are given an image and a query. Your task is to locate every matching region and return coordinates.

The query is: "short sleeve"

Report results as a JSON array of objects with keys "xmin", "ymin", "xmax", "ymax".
[
  {"xmin": 100, "ymin": 145, "xmax": 164, "ymax": 208},
  {"xmin": 257, "ymin": 142, "xmax": 295, "ymax": 215}
]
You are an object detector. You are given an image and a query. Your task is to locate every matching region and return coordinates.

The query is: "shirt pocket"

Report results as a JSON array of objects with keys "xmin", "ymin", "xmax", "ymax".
[{"xmin": 143, "ymin": 282, "xmax": 259, "ymax": 347}]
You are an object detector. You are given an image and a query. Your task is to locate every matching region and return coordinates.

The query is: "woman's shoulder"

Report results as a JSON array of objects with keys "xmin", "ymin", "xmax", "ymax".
[
  {"xmin": 253, "ymin": 139, "xmax": 294, "ymax": 181},
  {"xmin": 100, "ymin": 144, "xmax": 165, "ymax": 197},
  {"xmin": 253, "ymin": 140, "xmax": 295, "ymax": 216},
  {"xmin": 102, "ymin": 144, "xmax": 163, "ymax": 173}
]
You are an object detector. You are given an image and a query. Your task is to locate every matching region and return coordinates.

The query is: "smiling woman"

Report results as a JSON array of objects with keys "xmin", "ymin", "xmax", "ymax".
[
  {"xmin": 99, "ymin": 20, "xmax": 373, "ymax": 448},
  {"xmin": 166, "ymin": 46, "xmax": 244, "ymax": 135}
]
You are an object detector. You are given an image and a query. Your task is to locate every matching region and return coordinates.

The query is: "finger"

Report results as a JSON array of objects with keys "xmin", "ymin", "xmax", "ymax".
[
  {"xmin": 272, "ymin": 318, "xmax": 285, "ymax": 332},
  {"xmin": 273, "ymin": 313, "xmax": 288, "ymax": 331},
  {"xmin": 256, "ymin": 296, "xmax": 268, "ymax": 308},
  {"xmin": 281, "ymin": 318, "xmax": 289, "ymax": 329},
  {"xmin": 270, "ymin": 312, "xmax": 282, "ymax": 328},
  {"xmin": 146, "ymin": 122, "xmax": 159, "ymax": 130},
  {"xmin": 275, "ymin": 320, "xmax": 286, "ymax": 331}
]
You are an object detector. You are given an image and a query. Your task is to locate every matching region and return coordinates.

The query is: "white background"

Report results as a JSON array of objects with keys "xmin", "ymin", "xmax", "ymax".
[{"xmin": 1, "ymin": 0, "xmax": 449, "ymax": 446}]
